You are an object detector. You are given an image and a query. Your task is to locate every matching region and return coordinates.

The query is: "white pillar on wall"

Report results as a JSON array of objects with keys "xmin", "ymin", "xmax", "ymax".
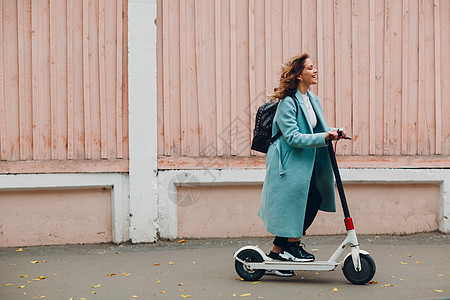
[{"xmin": 128, "ymin": 0, "xmax": 158, "ymax": 243}]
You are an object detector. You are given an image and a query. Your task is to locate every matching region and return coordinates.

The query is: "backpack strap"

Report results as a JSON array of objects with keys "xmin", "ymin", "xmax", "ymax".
[{"xmin": 269, "ymin": 95, "xmax": 299, "ymax": 144}]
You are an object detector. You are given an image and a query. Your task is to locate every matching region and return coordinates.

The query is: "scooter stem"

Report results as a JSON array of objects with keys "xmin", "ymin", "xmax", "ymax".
[{"xmin": 327, "ymin": 140, "xmax": 351, "ymax": 219}]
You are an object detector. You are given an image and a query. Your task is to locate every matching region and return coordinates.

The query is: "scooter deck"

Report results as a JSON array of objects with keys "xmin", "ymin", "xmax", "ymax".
[{"xmin": 247, "ymin": 260, "xmax": 340, "ymax": 272}]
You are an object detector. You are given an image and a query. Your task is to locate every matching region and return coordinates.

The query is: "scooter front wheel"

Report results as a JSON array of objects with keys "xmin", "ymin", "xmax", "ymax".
[
  {"xmin": 234, "ymin": 249, "xmax": 266, "ymax": 281},
  {"xmin": 342, "ymin": 253, "xmax": 376, "ymax": 284}
]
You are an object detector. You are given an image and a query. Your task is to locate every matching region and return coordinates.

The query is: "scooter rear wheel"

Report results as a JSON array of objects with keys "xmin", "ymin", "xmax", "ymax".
[
  {"xmin": 342, "ymin": 253, "xmax": 376, "ymax": 285},
  {"xmin": 235, "ymin": 249, "xmax": 266, "ymax": 281}
]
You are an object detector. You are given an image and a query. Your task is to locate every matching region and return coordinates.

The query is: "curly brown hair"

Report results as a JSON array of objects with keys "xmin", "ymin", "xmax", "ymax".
[{"xmin": 268, "ymin": 53, "xmax": 309, "ymax": 101}]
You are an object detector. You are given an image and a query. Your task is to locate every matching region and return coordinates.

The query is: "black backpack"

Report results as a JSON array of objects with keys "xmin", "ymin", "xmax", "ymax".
[{"xmin": 251, "ymin": 95, "xmax": 299, "ymax": 153}]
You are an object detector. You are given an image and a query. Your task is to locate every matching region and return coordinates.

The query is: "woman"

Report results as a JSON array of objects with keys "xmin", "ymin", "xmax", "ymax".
[{"xmin": 259, "ymin": 53, "xmax": 345, "ymax": 276}]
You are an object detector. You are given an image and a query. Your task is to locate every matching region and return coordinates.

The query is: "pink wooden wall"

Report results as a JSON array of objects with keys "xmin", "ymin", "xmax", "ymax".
[
  {"xmin": 157, "ymin": 0, "xmax": 450, "ymax": 169},
  {"xmin": 0, "ymin": 0, "xmax": 128, "ymax": 173}
]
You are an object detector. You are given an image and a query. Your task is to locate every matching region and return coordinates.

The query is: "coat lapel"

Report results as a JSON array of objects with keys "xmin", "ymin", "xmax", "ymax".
[{"xmin": 294, "ymin": 90, "xmax": 313, "ymax": 132}]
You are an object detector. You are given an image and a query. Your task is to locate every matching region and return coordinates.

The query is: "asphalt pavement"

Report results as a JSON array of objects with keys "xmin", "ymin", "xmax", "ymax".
[{"xmin": 1, "ymin": 233, "xmax": 449, "ymax": 300}]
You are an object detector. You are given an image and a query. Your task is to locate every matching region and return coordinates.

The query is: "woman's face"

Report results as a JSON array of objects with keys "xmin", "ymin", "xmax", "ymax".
[{"xmin": 299, "ymin": 58, "xmax": 318, "ymax": 85}]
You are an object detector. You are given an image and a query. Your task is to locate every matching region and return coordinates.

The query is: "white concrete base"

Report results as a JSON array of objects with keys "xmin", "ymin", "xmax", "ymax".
[
  {"xmin": 0, "ymin": 173, "xmax": 130, "ymax": 244},
  {"xmin": 157, "ymin": 169, "xmax": 450, "ymax": 239}
]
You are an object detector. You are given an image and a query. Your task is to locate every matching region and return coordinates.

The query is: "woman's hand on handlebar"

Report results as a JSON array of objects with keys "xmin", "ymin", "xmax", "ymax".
[
  {"xmin": 326, "ymin": 128, "xmax": 348, "ymax": 141},
  {"xmin": 325, "ymin": 130, "xmax": 339, "ymax": 141}
]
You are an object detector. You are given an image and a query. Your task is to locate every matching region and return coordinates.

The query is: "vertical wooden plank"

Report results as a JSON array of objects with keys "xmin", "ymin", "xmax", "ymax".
[
  {"xmin": 369, "ymin": 0, "xmax": 376, "ymax": 155},
  {"xmin": 179, "ymin": 0, "xmax": 187, "ymax": 156},
  {"xmin": 302, "ymin": 0, "xmax": 307, "ymax": 53},
  {"xmin": 333, "ymin": 0, "xmax": 341, "ymax": 137},
  {"xmin": 17, "ymin": 0, "xmax": 27, "ymax": 160},
  {"xmin": 67, "ymin": 0, "xmax": 74, "ymax": 159},
  {"xmin": 50, "ymin": 0, "xmax": 57, "ymax": 159},
  {"xmin": 301, "ymin": 0, "xmax": 317, "ymax": 77},
  {"xmin": 98, "ymin": 0, "xmax": 107, "ymax": 158},
  {"xmin": 317, "ymin": 0, "xmax": 324, "ymax": 99},
  {"xmin": 162, "ymin": 0, "xmax": 171, "ymax": 155},
  {"xmin": 321, "ymin": 0, "xmax": 335, "ymax": 127},
  {"xmin": 249, "ymin": 0, "xmax": 256, "ymax": 156},
  {"xmin": 83, "ymin": 0, "xmax": 91, "ymax": 159},
  {"xmin": 156, "ymin": 0, "xmax": 164, "ymax": 156},
  {"xmin": 230, "ymin": 0, "xmax": 237, "ymax": 155},
  {"xmin": 282, "ymin": 0, "xmax": 288, "ymax": 62},
  {"xmin": 122, "ymin": 0, "xmax": 129, "ymax": 159},
  {"xmin": 0, "ymin": 0, "xmax": 6, "ymax": 160},
  {"xmin": 116, "ymin": 0, "xmax": 123, "ymax": 159},
  {"xmin": 168, "ymin": 0, "xmax": 182, "ymax": 156},
  {"xmin": 417, "ymin": 0, "xmax": 425, "ymax": 155},
  {"xmin": 434, "ymin": 0, "xmax": 441, "ymax": 154},
  {"xmin": 401, "ymin": 0, "xmax": 408, "ymax": 155},
  {"xmin": 264, "ymin": 0, "xmax": 271, "ymax": 93},
  {"xmin": 440, "ymin": 0, "xmax": 450, "ymax": 155},
  {"xmin": 351, "ymin": 0, "xmax": 358, "ymax": 155},
  {"xmin": 383, "ymin": 0, "xmax": 389, "ymax": 155},
  {"xmin": 215, "ymin": 0, "xmax": 223, "ymax": 156},
  {"xmin": 31, "ymin": 0, "xmax": 39, "ymax": 160}
]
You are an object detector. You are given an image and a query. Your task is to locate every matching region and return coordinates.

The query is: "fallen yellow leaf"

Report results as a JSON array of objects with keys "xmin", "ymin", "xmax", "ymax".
[
  {"xmin": 381, "ymin": 284, "xmax": 394, "ymax": 287},
  {"xmin": 27, "ymin": 281, "xmax": 32, "ymax": 284},
  {"xmin": 333, "ymin": 287, "xmax": 338, "ymax": 292},
  {"xmin": 18, "ymin": 285, "xmax": 25, "ymax": 289},
  {"xmin": 161, "ymin": 291, "xmax": 166, "ymax": 294},
  {"xmin": 437, "ymin": 274, "xmax": 444, "ymax": 277},
  {"xmin": 233, "ymin": 294, "xmax": 237, "ymax": 297},
  {"xmin": 416, "ymin": 262, "xmax": 420, "ymax": 264},
  {"xmin": 178, "ymin": 283, "xmax": 184, "ymax": 286},
  {"xmin": 156, "ymin": 280, "xmax": 161, "ymax": 283},
  {"xmin": 130, "ymin": 296, "xmax": 138, "ymax": 299},
  {"xmin": 5, "ymin": 283, "xmax": 13, "ymax": 286},
  {"xmin": 240, "ymin": 294, "xmax": 251, "ymax": 297},
  {"xmin": 434, "ymin": 290, "xmax": 443, "ymax": 293},
  {"xmin": 30, "ymin": 261, "xmax": 39, "ymax": 264},
  {"xmin": 177, "ymin": 239, "xmax": 186, "ymax": 243},
  {"xmin": 400, "ymin": 261, "xmax": 408, "ymax": 265},
  {"xmin": 154, "ymin": 263, "xmax": 160, "ymax": 266},
  {"xmin": 32, "ymin": 278, "xmax": 41, "ymax": 281},
  {"xmin": 180, "ymin": 296, "xmax": 191, "ymax": 298},
  {"xmin": 92, "ymin": 292, "xmax": 97, "ymax": 294},
  {"xmin": 122, "ymin": 273, "xmax": 132, "ymax": 276},
  {"xmin": 106, "ymin": 273, "xmax": 117, "ymax": 277},
  {"xmin": 42, "ymin": 261, "xmax": 47, "ymax": 263},
  {"xmin": 92, "ymin": 284, "xmax": 101, "ymax": 288},
  {"xmin": 52, "ymin": 273, "xmax": 58, "ymax": 276},
  {"xmin": 375, "ymin": 236, "xmax": 380, "ymax": 239},
  {"xmin": 16, "ymin": 248, "xmax": 23, "ymax": 252},
  {"xmin": 39, "ymin": 276, "xmax": 46, "ymax": 280},
  {"xmin": 369, "ymin": 281, "xmax": 378, "ymax": 285},
  {"xmin": 168, "ymin": 262, "xmax": 174, "ymax": 265},
  {"xmin": 19, "ymin": 275, "xmax": 30, "ymax": 278},
  {"xmin": 250, "ymin": 281, "xmax": 262, "ymax": 284},
  {"xmin": 33, "ymin": 295, "xmax": 46, "ymax": 299}
]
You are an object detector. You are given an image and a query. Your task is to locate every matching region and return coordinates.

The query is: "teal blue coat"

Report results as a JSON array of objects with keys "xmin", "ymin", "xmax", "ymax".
[{"xmin": 258, "ymin": 90, "xmax": 336, "ymax": 238}]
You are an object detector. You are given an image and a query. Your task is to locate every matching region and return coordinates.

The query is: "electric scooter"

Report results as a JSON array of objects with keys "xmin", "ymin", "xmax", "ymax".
[{"xmin": 233, "ymin": 133, "xmax": 376, "ymax": 284}]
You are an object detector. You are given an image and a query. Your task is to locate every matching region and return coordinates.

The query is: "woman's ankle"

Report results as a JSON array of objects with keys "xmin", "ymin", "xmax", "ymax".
[
  {"xmin": 271, "ymin": 245, "xmax": 282, "ymax": 253},
  {"xmin": 287, "ymin": 238, "xmax": 300, "ymax": 242}
]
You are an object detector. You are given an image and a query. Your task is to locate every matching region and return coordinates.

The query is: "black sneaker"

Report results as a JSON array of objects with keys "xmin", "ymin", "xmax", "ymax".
[
  {"xmin": 267, "ymin": 251, "xmax": 294, "ymax": 277},
  {"xmin": 280, "ymin": 242, "xmax": 315, "ymax": 262}
]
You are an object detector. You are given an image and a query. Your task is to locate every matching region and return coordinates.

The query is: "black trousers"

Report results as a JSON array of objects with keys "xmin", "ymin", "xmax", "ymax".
[{"xmin": 273, "ymin": 166, "xmax": 323, "ymax": 247}]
